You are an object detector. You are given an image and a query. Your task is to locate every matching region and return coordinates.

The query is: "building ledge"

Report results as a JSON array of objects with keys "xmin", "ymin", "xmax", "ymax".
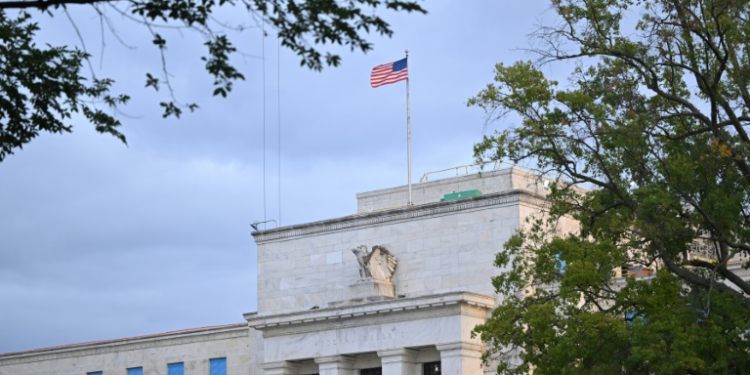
[
  {"xmin": 244, "ymin": 291, "xmax": 495, "ymax": 330},
  {"xmin": 0, "ymin": 323, "xmax": 247, "ymax": 363},
  {"xmin": 251, "ymin": 189, "xmax": 548, "ymax": 244}
]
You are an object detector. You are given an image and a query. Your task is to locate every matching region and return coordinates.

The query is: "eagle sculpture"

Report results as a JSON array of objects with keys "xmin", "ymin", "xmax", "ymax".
[{"xmin": 351, "ymin": 245, "xmax": 397, "ymax": 282}]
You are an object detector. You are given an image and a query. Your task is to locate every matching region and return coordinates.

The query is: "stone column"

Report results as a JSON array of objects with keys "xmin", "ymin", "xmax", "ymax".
[
  {"xmin": 315, "ymin": 355, "xmax": 356, "ymax": 375},
  {"xmin": 378, "ymin": 348, "xmax": 418, "ymax": 375},
  {"xmin": 261, "ymin": 361, "xmax": 300, "ymax": 375},
  {"xmin": 436, "ymin": 342, "xmax": 484, "ymax": 375}
]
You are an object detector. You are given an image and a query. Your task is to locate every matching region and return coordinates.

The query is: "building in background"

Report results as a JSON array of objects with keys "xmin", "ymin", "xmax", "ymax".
[{"xmin": 0, "ymin": 167, "xmax": 568, "ymax": 375}]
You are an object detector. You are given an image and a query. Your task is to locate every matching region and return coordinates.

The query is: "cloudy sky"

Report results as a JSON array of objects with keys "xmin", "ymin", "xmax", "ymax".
[{"xmin": 0, "ymin": 1, "xmax": 557, "ymax": 352}]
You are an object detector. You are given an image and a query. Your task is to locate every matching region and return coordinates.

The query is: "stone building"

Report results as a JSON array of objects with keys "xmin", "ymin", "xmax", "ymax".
[{"xmin": 0, "ymin": 167, "xmax": 564, "ymax": 375}]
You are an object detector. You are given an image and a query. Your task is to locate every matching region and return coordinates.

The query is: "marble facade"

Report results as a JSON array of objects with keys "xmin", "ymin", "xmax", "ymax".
[
  {"xmin": 1, "ymin": 168, "xmax": 559, "ymax": 375},
  {"xmin": 0, "ymin": 324, "xmax": 258, "ymax": 375}
]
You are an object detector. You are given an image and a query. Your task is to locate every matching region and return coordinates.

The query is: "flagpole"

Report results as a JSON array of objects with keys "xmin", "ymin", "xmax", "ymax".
[{"xmin": 406, "ymin": 49, "xmax": 412, "ymax": 206}]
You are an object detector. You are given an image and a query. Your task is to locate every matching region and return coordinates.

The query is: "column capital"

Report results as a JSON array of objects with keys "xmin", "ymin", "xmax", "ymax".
[
  {"xmin": 378, "ymin": 348, "xmax": 418, "ymax": 375},
  {"xmin": 436, "ymin": 341, "xmax": 484, "ymax": 358},
  {"xmin": 261, "ymin": 360, "xmax": 301, "ymax": 375},
  {"xmin": 437, "ymin": 342, "xmax": 485, "ymax": 375},
  {"xmin": 315, "ymin": 355, "xmax": 356, "ymax": 375},
  {"xmin": 377, "ymin": 348, "xmax": 419, "ymax": 364},
  {"xmin": 314, "ymin": 355, "xmax": 355, "ymax": 366}
]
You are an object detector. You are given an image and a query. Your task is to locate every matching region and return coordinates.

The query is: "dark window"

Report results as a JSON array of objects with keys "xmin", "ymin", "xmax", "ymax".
[
  {"xmin": 360, "ymin": 367, "xmax": 382, "ymax": 375},
  {"xmin": 424, "ymin": 361, "xmax": 441, "ymax": 375}
]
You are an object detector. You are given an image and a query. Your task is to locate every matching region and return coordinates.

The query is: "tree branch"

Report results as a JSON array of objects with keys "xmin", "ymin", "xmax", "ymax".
[{"xmin": 0, "ymin": 0, "xmax": 121, "ymax": 10}]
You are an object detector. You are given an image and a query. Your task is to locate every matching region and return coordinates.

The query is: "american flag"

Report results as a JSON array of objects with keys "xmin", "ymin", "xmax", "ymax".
[{"xmin": 370, "ymin": 58, "xmax": 408, "ymax": 88}]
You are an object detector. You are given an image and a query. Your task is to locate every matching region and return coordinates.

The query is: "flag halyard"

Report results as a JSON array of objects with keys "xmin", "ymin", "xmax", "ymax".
[{"xmin": 370, "ymin": 58, "xmax": 408, "ymax": 88}]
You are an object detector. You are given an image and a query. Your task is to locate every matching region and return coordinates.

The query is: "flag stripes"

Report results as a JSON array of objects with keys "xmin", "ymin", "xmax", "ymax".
[{"xmin": 370, "ymin": 58, "xmax": 408, "ymax": 88}]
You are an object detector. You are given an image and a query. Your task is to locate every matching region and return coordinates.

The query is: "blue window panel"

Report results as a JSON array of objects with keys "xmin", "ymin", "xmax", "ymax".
[
  {"xmin": 168, "ymin": 362, "xmax": 184, "ymax": 375},
  {"xmin": 127, "ymin": 367, "xmax": 143, "ymax": 375},
  {"xmin": 87, "ymin": 372, "xmax": 103, "ymax": 375},
  {"xmin": 210, "ymin": 357, "xmax": 227, "ymax": 375}
]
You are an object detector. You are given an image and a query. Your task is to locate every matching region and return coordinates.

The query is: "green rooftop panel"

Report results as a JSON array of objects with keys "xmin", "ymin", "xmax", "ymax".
[{"xmin": 440, "ymin": 189, "xmax": 482, "ymax": 202}]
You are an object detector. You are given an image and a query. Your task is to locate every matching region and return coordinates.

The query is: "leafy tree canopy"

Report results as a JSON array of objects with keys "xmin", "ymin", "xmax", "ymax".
[
  {"xmin": 469, "ymin": 0, "xmax": 750, "ymax": 373},
  {"xmin": 0, "ymin": 0, "xmax": 426, "ymax": 161}
]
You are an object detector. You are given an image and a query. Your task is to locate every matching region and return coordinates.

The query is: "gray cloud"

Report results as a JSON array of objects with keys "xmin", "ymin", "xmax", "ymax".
[{"xmin": 0, "ymin": 1, "xmax": 555, "ymax": 352}]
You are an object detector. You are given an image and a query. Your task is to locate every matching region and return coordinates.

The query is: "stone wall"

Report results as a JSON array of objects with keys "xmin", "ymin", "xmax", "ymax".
[
  {"xmin": 253, "ymin": 188, "xmax": 553, "ymax": 316},
  {"xmin": 356, "ymin": 168, "xmax": 552, "ymax": 213},
  {"xmin": 0, "ymin": 324, "xmax": 256, "ymax": 375}
]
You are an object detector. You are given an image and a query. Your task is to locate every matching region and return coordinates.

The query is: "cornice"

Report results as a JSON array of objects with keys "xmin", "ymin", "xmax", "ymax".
[
  {"xmin": 253, "ymin": 190, "xmax": 549, "ymax": 244},
  {"xmin": 354, "ymin": 169, "xmax": 514, "ymax": 200},
  {"xmin": 258, "ymin": 305, "xmax": 455, "ymax": 338},
  {"xmin": 0, "ymin": 325, "xmax": 248, "ymax": 366},
  {"xmin": 244, "ymin": 291, "xmax": 495, "ymax": 337},
  {"xmin": 259, "ymin": 305, "xmax": 490, "ymax": 338}
]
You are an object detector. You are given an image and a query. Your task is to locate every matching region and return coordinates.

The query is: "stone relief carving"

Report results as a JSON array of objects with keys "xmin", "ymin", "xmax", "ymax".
[{"xmin": 351, "ymin": 245, "xmax": 397, "ymax": 282}]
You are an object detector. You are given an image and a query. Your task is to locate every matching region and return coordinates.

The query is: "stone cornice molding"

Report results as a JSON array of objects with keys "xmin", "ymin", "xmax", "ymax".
[
  {"xmin": 261, "ymin": 361, "xmax": 302, "ymax": 371},
  {"xmin": 0, "ymin": 325, "xmax": 248, "ymax": 366},
  {"xmin": 355, "ymin": 169, "xmax": 515, "ymax": 200},
  {"xmin": 252, "ymin": 190, "xmax": 549, "ymax": 244},
  {"xmin": 314, "ymin": 355, "xmax": 355, "ymax": 365},
  {"xmin": 435, "ymin": 341, "xmax": 485, "ymax": 360},
  {"xmin": 377, "ymin": 348, "xmax": 418, "ymax": 363},
  {"xmin": 245, "ymin": 292, "xmax": 494, "ymax": 337},
  {"xmin": 257, "ymin": 306, "xmax": 455, "ymax": 338}
]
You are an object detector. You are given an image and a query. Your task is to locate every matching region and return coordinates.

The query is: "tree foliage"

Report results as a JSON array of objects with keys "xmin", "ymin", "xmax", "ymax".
[
  {"xmin": 469, "ymin": 0, "xmax": 750, "ymax": 373},
  {"xmin": 0, "ymin": 0, "xmax": 426, "ymax": 161}
]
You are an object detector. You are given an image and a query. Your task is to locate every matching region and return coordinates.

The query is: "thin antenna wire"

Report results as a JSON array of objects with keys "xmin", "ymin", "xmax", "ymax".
[
  {"xmin": 277, "ymin": 37, "xmax": 282, "ymax": 227},
  {"xmin": 262, "ymin": 21, "xmax": 267, "ymax": 228}
]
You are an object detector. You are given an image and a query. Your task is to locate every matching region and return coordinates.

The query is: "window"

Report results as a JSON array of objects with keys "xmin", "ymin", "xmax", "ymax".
[
  {"xmin": 127, "ymin": 367, "xmax": 143, "ymax": 375},
  {"xmin": 554, "ymin": 253, "xmax": 566, "ymax": 273},
  {"xmin": 424, "ymin": 361, "xmax": 441, "ymax": 375},
  {"xmin": 210, "ymin": 358, "xmax": 227, "ymax": 375},
  {"xmin": 168, "ymin": 362, "xmax": 184, "ymax": 375},
  {"xmin": 360, "ymin": 368, "xmax": 382, "ymax": 375},
  {"xmin": 87, "ymin": 372, "xmax": 103, "ymax": 375}
]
